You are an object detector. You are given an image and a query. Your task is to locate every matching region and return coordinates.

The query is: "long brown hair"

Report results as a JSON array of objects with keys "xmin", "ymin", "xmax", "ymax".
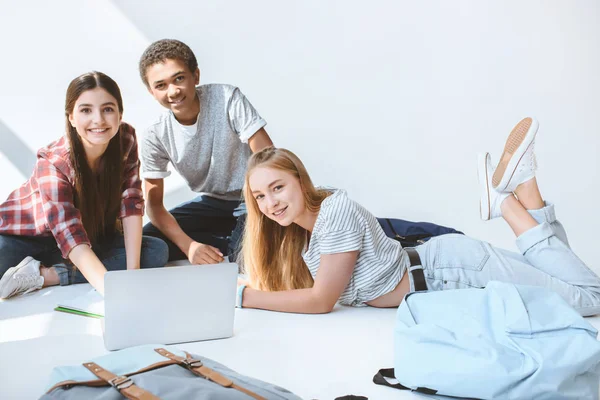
[
  {"xmin": 240, "ymin": 147, "xmax": 330, "ymax": 291},
  {"xmin": 65, "ymin": 71, "xmax": 124, "ymax": 244}
]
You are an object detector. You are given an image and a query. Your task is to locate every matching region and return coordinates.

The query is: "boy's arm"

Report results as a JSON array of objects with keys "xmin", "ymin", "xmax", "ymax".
[
  {"xmin": 144, "ymin": 178, "xmax": 223, "ymax": 264},
  {"xmin": 247, "ymin": 128, "xmax": 273, "ymax": 153}
]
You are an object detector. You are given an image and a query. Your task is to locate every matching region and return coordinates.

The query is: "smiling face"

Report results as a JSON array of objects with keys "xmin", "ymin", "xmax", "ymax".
[
  {"xmin": 248, "ymin": 166, "xmax": 307, "ymax": 227},
  {"xmin": 145, "ymin": 58, "xmax": 200, "ymax": 125},
  {"xmin": 68, "ymin": 87, "xmax": 121, "ymax": 152}
]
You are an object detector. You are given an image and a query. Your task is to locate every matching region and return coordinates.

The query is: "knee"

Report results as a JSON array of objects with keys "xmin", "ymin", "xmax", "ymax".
[
  {"xmin": 0, "ymin": 235, "xmax": 28, "ymax": 272},
  {"xmin": 0, "ymin": 235, "xmax": 14, "ymax": 251},
  {"xmin": 141, "ymin": 237, "xmax": 169, "ymax": 267}
]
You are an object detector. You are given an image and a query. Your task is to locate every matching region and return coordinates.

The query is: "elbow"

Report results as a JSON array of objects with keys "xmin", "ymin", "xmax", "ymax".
[
  {"xmin": 145, "ymin": 201, "xmax": 163, "ymax": 221},
  {"xmin": 310, "ymin": 297, "xmax": 336, "ymax": 314},
  {"xmin": 306, "ymin": 288, "xmax": 338, "ymax": 314},
  {"xmin": 146, "ymin": 205, "xmax": 156, "ymax": 221},
  {"xmin": 314, "ymin": 305, "xmax": 334, "ymax": 314}
]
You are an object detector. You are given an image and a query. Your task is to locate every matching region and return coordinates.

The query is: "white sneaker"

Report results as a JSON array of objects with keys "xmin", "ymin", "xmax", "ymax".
[
  {"xmin": 492, "ymin": 117, "xmax": 539, "ymax": 193},
  {"xmin": 478, "ymin": 153, "xmax": 511, "ymax": 221},
  {"xmin": 0, "ymin": 257, "xmax": 44, "ymax": 299}
]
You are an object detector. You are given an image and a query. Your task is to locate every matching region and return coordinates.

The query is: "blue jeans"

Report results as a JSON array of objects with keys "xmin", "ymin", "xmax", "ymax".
[
  {"xmin": 0, "ymin": 233, "xmax": 168, "ymax": 286},
  {"xmin": 413, "ymin": 202, "xmax": 600, "ymax": 316},
  {"xmin": 142, "ymin": 195, "xmax": 247, "ymax": 262}
]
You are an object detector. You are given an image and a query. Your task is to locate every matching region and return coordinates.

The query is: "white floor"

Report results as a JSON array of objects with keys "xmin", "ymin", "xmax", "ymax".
[
  {"xmin": 0, "ymin": 284, "xmax": 400, "ymax": 399},
  {"xmin": 1, "ymin": 283, "xmax": 600, "ymax": 400}
]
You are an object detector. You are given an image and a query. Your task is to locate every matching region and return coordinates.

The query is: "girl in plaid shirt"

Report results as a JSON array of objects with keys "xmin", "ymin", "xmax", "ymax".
[{"xmin": 0, "ymin": 72, "xmax": 168, "ymax": 299}]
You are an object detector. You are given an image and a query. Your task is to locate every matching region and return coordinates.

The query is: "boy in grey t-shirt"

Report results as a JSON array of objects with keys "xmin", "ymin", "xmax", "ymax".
[{"xmin": 139, "ymin": 39, "xmax": 273, "ymax": 264}]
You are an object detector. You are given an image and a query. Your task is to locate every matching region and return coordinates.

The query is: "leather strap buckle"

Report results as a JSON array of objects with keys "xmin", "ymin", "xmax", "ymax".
[
  {"xmin": 182, "ymin": 358, "xmax": 203, "ymax": 369},
  {"xmin": 108, "ymin": 375, "xmax": 133, "ymax": 390}
]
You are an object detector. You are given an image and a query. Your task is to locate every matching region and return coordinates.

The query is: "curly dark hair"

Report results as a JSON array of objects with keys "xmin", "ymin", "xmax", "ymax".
[{"xmin": 139, "ymin": 39, "xmax": 198, "ymax": 86}]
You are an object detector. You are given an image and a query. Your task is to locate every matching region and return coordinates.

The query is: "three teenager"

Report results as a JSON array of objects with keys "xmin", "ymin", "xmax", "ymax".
[{"xmin": 1, "ymin": 40, "xmax": 599, "ymax": 320}]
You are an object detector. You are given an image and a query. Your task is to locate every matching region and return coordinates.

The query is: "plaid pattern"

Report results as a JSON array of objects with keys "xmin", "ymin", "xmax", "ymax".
[{"xmin": 0, "ymin": 122, "xmax": 144, "ymax": 258}]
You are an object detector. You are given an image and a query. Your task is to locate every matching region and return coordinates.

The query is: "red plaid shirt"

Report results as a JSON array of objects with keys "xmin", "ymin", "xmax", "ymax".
[{"xmin": 0, "ymin": 122, "xmax": 144, "ymax": 258}]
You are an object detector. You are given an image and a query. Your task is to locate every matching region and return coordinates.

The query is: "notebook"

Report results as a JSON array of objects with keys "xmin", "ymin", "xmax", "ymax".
[{"xmin": 55, "ymin": 288, "xmax": 104, "ymax": 319}]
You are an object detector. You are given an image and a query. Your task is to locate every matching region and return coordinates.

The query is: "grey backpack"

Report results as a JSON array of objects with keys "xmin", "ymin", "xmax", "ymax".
[{"xmin": 40, "ymin": 344, "xmax": 301, "ymax": 400}]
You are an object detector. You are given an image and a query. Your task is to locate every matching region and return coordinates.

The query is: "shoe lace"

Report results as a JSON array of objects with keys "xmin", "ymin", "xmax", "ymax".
[{"xmin": 10, "ymin": 274, "xmax": 41, "ymax": 296}]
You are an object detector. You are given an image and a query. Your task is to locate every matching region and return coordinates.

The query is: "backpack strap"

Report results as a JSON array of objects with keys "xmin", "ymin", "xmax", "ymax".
[
  {"xmin": 373, "ymin": 368, "xmax": 438, "ymax": 395},
  {"xmin": 46, "ymin": 359, "xmax": 178, "ymax": 394},
  {"xmin": 82, "ymin": 362, "xmax": 160, "ymax": 400},
  {"xmin": 373, "ymin": 251, "xmax": 435, "ymax": 396},
  {"xmin": 155, "ymin": 348, "xmax": 266, "ymax": 400},
  {"xmin": 373, "ymin": 368, "xmax": 409, "ymax": 390}
]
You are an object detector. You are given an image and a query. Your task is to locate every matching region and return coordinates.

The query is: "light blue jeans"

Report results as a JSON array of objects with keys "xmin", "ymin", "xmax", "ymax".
[{"xmin": 413, "ymin": 202, "xmax": 600, "ymax": 316}]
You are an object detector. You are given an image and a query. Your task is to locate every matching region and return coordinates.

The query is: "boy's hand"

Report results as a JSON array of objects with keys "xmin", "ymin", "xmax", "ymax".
[{"xmin": 188, "ymin": 241, "xmax": 224, "ymax": 264}]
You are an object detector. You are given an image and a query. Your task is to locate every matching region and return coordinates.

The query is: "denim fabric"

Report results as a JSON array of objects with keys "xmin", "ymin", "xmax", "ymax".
[
  {"xmin": 414, "ymin": 202, "xmax": 600, "ymax": 316},
  {"xmin": 0, "ymin": 234, "xmax": 169, "ymax": 286},
  {"xmin": 53, "ymin": 235, "xmax": 168, "ymax": 285},
  {"xmin": 0, "ymin": 234, "xmax": 61, "ymax": 276},
  {"xmin": 142, "ymin": 195, "xmax": 247, "ymax": 262}
]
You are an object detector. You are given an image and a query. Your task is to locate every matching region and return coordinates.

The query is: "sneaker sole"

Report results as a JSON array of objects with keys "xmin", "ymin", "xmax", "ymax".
[
  {"xmin": 477, "ymin": 152, "xmax": 491, "ymax": 221},
  {"xmin": 492, "ymin": 117, "xmax": 538, "ymax": 191},
  {"xmin": 0, "ymin": 257, "xmax": 34, "ymax": 299}
]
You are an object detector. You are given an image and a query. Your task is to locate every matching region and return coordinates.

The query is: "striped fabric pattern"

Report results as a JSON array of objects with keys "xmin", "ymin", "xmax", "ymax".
[
  {"xmin": 0, "ymin": 123, "xmax": 144, "ymax": 258},
  {"xmin": 303, "ymin": 190, "xmax": 406, "ymax": 306}
]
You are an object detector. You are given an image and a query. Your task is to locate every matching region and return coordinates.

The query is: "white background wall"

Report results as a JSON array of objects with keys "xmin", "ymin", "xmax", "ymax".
[{"xmin": 0, "ymin": 0, "xmax": 598, "ymax": 267}]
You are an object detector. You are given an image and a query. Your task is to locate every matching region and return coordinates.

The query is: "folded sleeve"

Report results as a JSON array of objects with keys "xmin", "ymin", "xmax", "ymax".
[
  {"xmin": 119, "ymin": 124, "xmax": 145, "ymax": 218},
  {"xmin": 315, "ymin": 191, "xmax": 365, "ymax": 255},
  {"xmin": 140, "ymin": 126, "xmax": 172, "ymax": 179},
  {"xmin": 228, "ymin": 87, "xmax": 267, "ymax": 143},
  {"xmin": 35, "ymin": 158, "xmax": 90, "ymax": 258}
]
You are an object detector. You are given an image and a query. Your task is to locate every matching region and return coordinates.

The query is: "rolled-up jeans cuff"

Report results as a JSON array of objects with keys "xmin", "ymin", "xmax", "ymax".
[
  {"xmin": 527, "ymin": 201, "xmax": 556, "ymax": 225},
  {"xmin": 52, "ymin": 263, "xmax": 72, "ymax": 286},
  {"xmin": 516, "ymin": 222, "xmax": 554, "ymax": 254}
]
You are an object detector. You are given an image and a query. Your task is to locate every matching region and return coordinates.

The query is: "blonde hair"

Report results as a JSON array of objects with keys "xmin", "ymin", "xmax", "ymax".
[{"xmin": 240, "ymin": 147, "xmax": 330, "ymax": 291}]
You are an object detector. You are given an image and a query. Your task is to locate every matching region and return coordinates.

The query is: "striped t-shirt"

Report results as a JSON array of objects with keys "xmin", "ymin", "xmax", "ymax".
[{"xmin": 302, "ymin": 190, "xmax": 407, "ymax": 306}]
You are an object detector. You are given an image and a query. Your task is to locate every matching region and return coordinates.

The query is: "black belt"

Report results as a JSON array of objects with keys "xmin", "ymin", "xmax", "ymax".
[{"xmin": 405, "ymin": 248, "xmax": 427, "ymax": 292}]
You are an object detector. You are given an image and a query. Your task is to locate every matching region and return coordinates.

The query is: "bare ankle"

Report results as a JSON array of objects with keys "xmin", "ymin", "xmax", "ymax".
[
  {"xmin": 514, "ymin": 178, "xmax": 545, "ymax": 210},
  {"xmin": 500, "ymin": 193, "xmax": 517, "ymax": 216},
  {"xmin": 40, "ymin": 266, "xmax": 60, "ymax": 287},
  {"xmin": 500, "ymin": 194, "xmax": 539, "ymax": 237}
]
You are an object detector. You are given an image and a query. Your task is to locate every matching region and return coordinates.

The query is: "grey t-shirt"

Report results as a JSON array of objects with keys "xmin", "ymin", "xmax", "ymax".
[{"xmin": 141, "ymin": 84, "xmax": 267, "ymax": 201}]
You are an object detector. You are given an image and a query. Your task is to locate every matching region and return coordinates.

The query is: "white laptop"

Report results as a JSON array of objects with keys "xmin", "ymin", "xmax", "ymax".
[{"xmin": 102, "ymin": 263, "xmax": 237, "ymax": 351}]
